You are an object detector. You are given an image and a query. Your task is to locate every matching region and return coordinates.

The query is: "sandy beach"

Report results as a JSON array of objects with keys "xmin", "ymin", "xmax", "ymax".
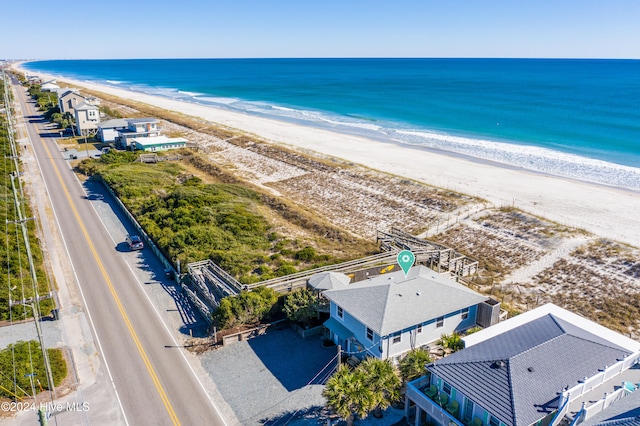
[
  {"xmin": 30, "ymin": 70, "xmax": 640, "ymax": 247},
  {"xmin": 25, "ymin": 68, "xmax": 640, "ymax": 249}
]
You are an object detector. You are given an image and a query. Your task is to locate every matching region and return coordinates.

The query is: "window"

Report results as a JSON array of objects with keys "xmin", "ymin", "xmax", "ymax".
[
  {"xmin": 417, "ymin": 324, "xmax": 422, "ymax": 334},
  {"xmin": 442, "ymin": 382, "xmax": 452, "ymax": 395},
  {"xmin": 337, "ymin": 306, "xmax": 343, "ymax": 319},
  {"xmin": 366, "ymin": 327, "xmax": 374, "ymax": 341},
  {"xmin": 461, "ymin": 307, "xmax": 469, "ymax": 320},
  {"xmin": 436, "ymin": 316, "xmax": 444, "ymax": 328},
  {"xmin": 463, "ymin": 398, "xmax": 474, "ymax": 422},
  {"xmin": 489, "ymin": 416, "xmax": 500, "ymax": 426},
  {"xmin": 392, "ymin": 332, "xmax": 401, "ymax": 344}
]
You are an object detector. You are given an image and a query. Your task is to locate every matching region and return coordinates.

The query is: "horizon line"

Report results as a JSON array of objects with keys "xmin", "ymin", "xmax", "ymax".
[{"xmin": 10, "ymin": 56, "xmax": 640, "ymax": 62}]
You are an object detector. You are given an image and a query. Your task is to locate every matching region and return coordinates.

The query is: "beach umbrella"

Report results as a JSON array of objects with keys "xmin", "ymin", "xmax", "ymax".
[{"xmin": 308, "ymin": 271, "xmax": 351, "ymax": 290}]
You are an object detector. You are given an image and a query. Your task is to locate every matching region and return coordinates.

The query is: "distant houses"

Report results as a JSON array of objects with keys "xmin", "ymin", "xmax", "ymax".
[
  {"xmin": 27, "ymin": 77, "xmax": 188, "ymax": 151},
  {"xmin": 56, "ymin": 88, "xmax": 99, "ymax": 115},
  {"xmin": 322, "ymin": 265, "xmax": 500, "ymax": 362},
  {"xmin": 52, "ymin": 88, "xmax": 102, "ymax": 136},
  {"xmin": 97, "ymin": 118, "xmax": 128, "ymax": 142},
  {"xmin": 405, "ymin": 303, "xmax": 640, "ymax": 426},
  {"xmin": 114, "ymin": 118, "xmax": 161, "ymax": 149},
  {"xmin": 74, "ymin": 102, "xmax": 100, "ymax": 136},
  {"xmin": 41, "ymin": 81, "xmax": 60, "ymax": 91},
  {"xmin": 133, "ymin": 135, "xmax": 187, "ymax": 152}
]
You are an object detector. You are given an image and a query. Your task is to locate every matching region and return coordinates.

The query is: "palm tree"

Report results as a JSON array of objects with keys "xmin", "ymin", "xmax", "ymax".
[
  {"xmin": 399, "ymin": 348, "xmax": 432, "ymax": 382},
  {"xmin": 437, "ymin": 332, "xmax": 464, "ymax": 353},
  {"xmin": 323, "ymin": 365, "xmax": 375, "ymax": 425},
  {"xmin": 357, "ymin": 358, "xmax": 401, "ymax": 418}
]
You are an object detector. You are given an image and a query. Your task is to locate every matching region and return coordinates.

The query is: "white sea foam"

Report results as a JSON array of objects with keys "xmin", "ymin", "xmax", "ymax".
[
  {"xmin": 395, "ymin": 129, "xmax": 640, "ymax": 190},
  {"xmin": 109, "ymin": 82, "xmax": 640, "ymax": 191},
  {"xmin": 177, "ymin": 90, "xmax": 203, "ymax": 97},
  {"xmin": 247, "ymin": 103, "xmax": 385, "ymax": 133},
  {"xmin": 218, "ymin": 99, "xmax": 640, "ymax": 190},
  {"xmin": 106, "ymin": 80, "xmax": 123, "ymax": 85},
  {"xmin": 195, "ymin": 96, "xmax": 241, "ymax": 106}
]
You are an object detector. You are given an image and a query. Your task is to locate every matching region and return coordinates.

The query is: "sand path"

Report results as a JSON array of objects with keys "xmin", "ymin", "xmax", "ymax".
[{"xmin": 503, "ymin": 235, "xmax": 593, "ymax": 285}]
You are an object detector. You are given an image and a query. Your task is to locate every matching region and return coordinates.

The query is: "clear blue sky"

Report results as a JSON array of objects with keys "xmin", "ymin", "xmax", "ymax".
[{"xmin": 4, "ymin": 0, "xmax": 639, "ymax": 59}]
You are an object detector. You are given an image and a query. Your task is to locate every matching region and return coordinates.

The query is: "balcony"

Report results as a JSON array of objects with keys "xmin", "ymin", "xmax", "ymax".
[{"xmin": 406, "ymin": 377, "xmax": 465, "ymax": 426}]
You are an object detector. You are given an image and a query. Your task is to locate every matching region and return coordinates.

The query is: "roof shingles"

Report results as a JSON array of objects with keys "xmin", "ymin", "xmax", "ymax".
[
  {"xmin": 428, "ymin": 315, "xmax": 631, "ymax": 426},
  {"xmin": 323, "ymin": 266, "xmax": 487, "ymax": 336}
]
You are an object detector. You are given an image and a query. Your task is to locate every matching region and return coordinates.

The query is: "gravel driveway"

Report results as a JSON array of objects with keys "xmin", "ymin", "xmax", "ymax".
[{"xmin": 200, "ymin": 326, "xmax": 337, "ymax": 425}]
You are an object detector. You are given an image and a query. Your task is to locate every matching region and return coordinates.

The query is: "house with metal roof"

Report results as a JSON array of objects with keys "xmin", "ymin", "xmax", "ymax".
[
  {"xmin": 322, "ymin": 265, "xmax": 498, "ymax": 362},
  {"xmin": 97, "ymin": 118, "xmax": 129, "ymax": 142},
  {"xmin": 115, "ymin": 118, "xmax": 161, "ymax": 149},
  {"xmin": 405, "ymin": 303, "xmax": 640, "ymax": 426},
  {"xmin": 132, "ymin": 135, "xmax": 187, "ymax": 152}
]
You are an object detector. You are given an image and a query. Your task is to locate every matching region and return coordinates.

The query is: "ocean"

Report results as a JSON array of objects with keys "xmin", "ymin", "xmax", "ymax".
[{"xmin": 22, "ymin": 58, "xmax": 640, "ymax": 190}]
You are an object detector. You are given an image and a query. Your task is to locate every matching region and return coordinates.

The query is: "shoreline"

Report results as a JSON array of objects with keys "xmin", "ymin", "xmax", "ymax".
[
  {"xmin": 15, "ymin": 66, "xmax": 640, "ymax": 248},
  {"xmin": 20, "ymin": 63, "xmax": 640, "ymax": 190}
]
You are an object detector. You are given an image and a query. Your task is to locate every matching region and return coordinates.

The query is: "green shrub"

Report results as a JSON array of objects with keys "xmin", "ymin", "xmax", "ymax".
[
  {"xmin": 283, "ymin": 288, "xmax": 319, "ymax": 325},
  {"xmin": 0, "ymin": 341, "xmax": 67, "ymax": 399},
  {"xmin": 0, "ymin": 106, "xmax": 50, "ymax": 320},
  {"xmin": 275, "ymin": 263, "xmax": 297, "ymax": 277},
  {"xmin": 212, "ymin": 287, "xmax": 279, "ymax": 329},
  {"xmin": 295, "ymin": 246, "xmax": 317, "ymax": 261},
  {"xmin": 73, "ymin": 157, "xmax": 348, "ymax": 283}
]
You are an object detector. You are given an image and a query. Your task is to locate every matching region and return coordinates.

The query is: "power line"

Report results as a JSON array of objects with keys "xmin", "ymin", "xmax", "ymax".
[{"xmin": 2, "ymin": 70, "xmax": 57, "ymax": 421}]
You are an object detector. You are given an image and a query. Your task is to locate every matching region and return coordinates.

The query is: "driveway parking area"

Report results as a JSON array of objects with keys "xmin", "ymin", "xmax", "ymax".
[{"xmin": 200, "ymin": 327, "xmax": 337, "ymax": 425}]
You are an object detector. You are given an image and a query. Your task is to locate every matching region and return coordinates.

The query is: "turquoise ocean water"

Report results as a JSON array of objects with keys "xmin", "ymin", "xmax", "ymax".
[{"xmin": 23, "ymin": 58, "xmax": 640, "ymax": 190}]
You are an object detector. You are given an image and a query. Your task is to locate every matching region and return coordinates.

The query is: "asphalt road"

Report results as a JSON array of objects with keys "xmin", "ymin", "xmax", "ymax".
[{"xmin": 10, "ymin": 77, "xmax": 228, "ymax": 426}]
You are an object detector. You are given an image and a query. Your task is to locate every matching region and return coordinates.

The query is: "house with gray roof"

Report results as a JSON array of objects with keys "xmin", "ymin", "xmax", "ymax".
[
  {"xmin": 405, "ymin": 304, "xmax": 640, "ymax": 426},
  {"xmin": 97, "ymin": 118, "xmax": 129, "ymax": 142},
  {"xmin": 115, "ymin": 118, "xmax": 161, "ymax": 149},
  {"xmin": 322, "ymin": 265, "xmax": 497, "ymax": 361},
  {"xmin": 58, "ymin": 89, "xmax": 85, "ymax": 114},
  {"xmin": 74, "ymin": 102, "xmax": 100, "ymax": 136}
]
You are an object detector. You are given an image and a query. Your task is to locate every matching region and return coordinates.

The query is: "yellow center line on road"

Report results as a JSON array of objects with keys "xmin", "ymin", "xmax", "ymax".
[{"xmin": 37, "ymin": 128, "xmax": 181, "ymax": 425}]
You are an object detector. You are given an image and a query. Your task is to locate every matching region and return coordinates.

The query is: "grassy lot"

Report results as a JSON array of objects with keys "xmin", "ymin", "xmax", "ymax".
[
  {"xmin": 77, "ymin": 151, "xmax": 374, "ymax": 284},
  {"xmin": 0, "ymin": 341, "xmax": 67, "ymax": 399},
  {"xmin": 1, "ymin": 85, "xmax": 52, "ymax": 321}
]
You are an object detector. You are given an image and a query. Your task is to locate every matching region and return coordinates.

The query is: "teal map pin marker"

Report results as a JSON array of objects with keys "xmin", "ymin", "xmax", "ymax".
[{"xmin": 397, "ymin": 250, "xmax": 415, "ymax": 278}]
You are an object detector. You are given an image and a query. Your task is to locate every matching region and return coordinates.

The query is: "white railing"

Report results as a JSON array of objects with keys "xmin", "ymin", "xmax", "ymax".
[
  {"xmin": 622, "ymin": 351, "xmax": 640, "ymax": 369},
  {"xmin": 566, "ymin": 351, "xmax": 640, "ymax": 403},
  {"xmin": 582, "ymin": 387, "xmax": 628, "ymax": 420}
]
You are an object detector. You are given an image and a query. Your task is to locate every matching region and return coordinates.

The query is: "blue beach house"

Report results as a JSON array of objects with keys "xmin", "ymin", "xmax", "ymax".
[
  {"xmin": 322, "ymin": 265, "xmax": 497, "ymax": 362},
  {"xmin": 405, "ymin": 304, "xmax": 640, "ymax": 426}
]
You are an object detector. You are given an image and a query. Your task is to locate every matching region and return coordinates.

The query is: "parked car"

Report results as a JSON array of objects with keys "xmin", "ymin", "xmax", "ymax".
[{"xmin": 126, "ymin": 235, "xmax": 144, "ymax": 250}]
